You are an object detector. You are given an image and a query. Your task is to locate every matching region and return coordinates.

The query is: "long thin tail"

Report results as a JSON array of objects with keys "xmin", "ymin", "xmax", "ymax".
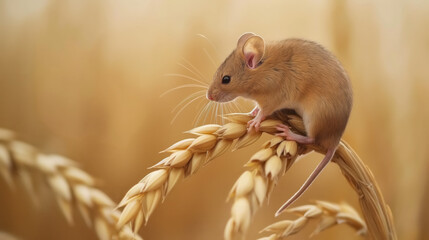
[{"xmin": 275, "ymin": 147, "xmax": 337, "ymax": 216}]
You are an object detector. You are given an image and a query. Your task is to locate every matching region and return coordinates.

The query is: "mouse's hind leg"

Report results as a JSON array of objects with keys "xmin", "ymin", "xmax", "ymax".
[{"xmin": 276, "ymin": 124, "xmax": 314, "ymax": 145}]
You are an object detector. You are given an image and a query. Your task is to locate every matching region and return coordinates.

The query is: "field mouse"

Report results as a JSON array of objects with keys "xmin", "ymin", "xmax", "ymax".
[{"xmin": 206, "ymin": 33, "xmax": 353, "ymax": 216}]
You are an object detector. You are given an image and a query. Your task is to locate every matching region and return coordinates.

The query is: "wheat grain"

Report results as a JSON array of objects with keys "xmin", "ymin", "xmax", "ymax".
[
  {"xmin": 0, "ymin": 128, "xmax": 141, "ymax": 240},
  {"xmin": 258, "ymin": 201, "xmax": 367, "ymax": 239}
]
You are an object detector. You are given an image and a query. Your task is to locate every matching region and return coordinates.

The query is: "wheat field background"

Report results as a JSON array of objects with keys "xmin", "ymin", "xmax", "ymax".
[{"xmin": 0, "ymin": 0, "xmax": 428, "ymax": 239}]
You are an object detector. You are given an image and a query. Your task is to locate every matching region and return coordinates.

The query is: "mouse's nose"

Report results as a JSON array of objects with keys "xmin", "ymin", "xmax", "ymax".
[{"xmin": 206, "ymin": 92, "xmax": 214, "ymax": 101}]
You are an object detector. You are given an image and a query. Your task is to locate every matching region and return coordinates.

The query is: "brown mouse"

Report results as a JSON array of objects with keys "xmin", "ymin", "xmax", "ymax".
[{"xmin": 206, "ymin": 32, "xmax": 353, "ymax": 216}]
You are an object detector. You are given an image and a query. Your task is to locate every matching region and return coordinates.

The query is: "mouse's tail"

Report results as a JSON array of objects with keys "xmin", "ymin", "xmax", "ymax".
[{"xmin": 275, "ymin": 146, "xmax": 337, "ymax": 217}]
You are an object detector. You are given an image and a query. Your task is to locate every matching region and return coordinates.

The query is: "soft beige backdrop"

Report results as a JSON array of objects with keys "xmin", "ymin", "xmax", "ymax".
[{"xmin": 0, "ymin": 0, "xmax": 428, "ymax": 239}]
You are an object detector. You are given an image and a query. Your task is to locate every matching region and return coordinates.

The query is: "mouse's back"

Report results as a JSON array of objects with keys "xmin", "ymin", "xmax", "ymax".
[{"xmin": 273, "ymin": 39, "xmax": 353, "ymax": 149}]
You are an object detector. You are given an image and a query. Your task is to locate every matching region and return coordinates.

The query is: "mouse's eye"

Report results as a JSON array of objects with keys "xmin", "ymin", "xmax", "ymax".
[{"xmin": 222, "ymin": 75, "xmax": 231, "ymax": 84}]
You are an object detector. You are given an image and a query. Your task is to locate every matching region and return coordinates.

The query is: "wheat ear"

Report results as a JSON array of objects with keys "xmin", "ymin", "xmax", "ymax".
[
  {"xmin": 258, "ymin": 201, "xmax": 367, "ymax": 240},
  {"xmin": 0, "ymin": 129, "xmax": 141, "ymax": 240},
  {"xmin": 224, "ymin": 134, "xmax": 301, "ymax": 240},
  {"xmin": 115, "ymin": 114, "xmax": 283, "ymax": 232}
]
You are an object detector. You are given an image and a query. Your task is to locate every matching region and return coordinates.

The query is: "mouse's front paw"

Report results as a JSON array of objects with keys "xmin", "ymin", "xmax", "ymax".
[
  {"xmin": 248, "ymin": 110, "xmax": 266, "ymax": 132},
  {"xmin": 248, "ymin": 115, "xmax": 266, "ymax": 132},
  {"xmin": 247, "ymin": 119, "xmax": 261, "ymax": 132},
  {"xmin": 250, "ymin": 107, "xmax": 260, "ymax": 117}
]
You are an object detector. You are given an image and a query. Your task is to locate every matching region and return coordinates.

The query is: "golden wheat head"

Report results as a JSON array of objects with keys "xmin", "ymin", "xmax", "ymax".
[
  {"xmin": 0, "ymin": 128, "xmax": 141, "ymax": 240},
  {"xmin": 258, "ymin": 201, "xmax": 367, "ymax": 239}
]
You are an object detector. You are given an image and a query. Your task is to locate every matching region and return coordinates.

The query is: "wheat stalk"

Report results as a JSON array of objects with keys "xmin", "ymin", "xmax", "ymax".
[
  {"xmin": 0, "ymin": 128, "xmax": 141, "ymax": 240},
  {"xmin": 272, "ymin": 111, "xmax": 397, "ymax": 239},
  {"xmin": 258, "ymin": 201, "xmax": 367, "ymax": 240},
  {"xmin": 332, "ymin": 141, "xmax": 396, "ymax": 240}
]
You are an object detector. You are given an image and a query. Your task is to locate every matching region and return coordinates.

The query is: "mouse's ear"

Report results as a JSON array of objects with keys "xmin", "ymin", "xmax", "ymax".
[
  {"xmin": 237, "ymin": 32, "xmax": 256, "ymax": 48},
  {"xmin": 239, "ymin": 33, "xmax": 265, "ymax": 69}
]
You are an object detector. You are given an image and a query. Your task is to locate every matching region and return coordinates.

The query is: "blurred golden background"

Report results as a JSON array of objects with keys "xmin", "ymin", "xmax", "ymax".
[{"xmin": 0, "ymin": 0, "xmax": 428, "ymax": 239}]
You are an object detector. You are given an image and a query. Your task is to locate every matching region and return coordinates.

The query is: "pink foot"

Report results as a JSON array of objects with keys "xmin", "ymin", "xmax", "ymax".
[
  {"xmin": 276, "ymin": 124, "xmax": 315, "ymax": 145},
  {"xmin": 275, "ymin": 124, "xmax": 293, "ymax": 139}
]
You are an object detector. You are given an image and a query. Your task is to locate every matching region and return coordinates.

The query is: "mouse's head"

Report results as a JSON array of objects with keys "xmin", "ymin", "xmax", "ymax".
[{"xmin": 207, "ymin": 32, "xmax": 265, "ymax": 102}]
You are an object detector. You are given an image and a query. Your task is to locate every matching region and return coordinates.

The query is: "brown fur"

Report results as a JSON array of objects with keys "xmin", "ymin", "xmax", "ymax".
[{"xmin": 208, "ymin": 35, "xmax": 353, "ymax": 150}]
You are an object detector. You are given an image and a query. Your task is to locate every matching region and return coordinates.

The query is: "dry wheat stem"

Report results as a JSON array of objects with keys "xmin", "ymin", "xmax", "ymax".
[
  {"xmin": 271, "ymin": 111, "xmax": 397, "ymax": 240},
  {"xmin": 332, "ymin": 141, "xmax": 396, "ymax": 240},
  {"xmin": 0, "ymin": 129, "xmax": 141, "ymax": 240},
  {"xmin": 258, "ymin": 201, "xmax": 367, "ymax": 240}
]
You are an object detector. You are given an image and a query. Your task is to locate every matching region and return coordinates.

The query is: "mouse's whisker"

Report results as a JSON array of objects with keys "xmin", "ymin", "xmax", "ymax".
[
  {"xmin": 224, "ymin": 102, "xmax": 233, "ymax": 114},
  {"xmin": 220, "ymin": 103, "xmax": 225, "ymax": 125},
  {"xmin": 160, "ymin": 83, "xmax": 207, "ymax": 97},
  {"xmin": 231, "ymin": 100, "xmax": 244, "ymax": 113},
  {"xmin": 222, "ymin": 102, "xmax": 232, "ymax": 118},
  {"xmin": 170, "ymin": 95, "xmax": 205, "ymax": 125},
  {"xmin": 194, "ymin": 96, "xmax": 207, "ymax": 111},
  {"xmin": 208, "ymin": 102, "xmax": 215, "ymax": 124},
  {"xmin": 196, "ymin": 34, "xmax": 221, "ymax": 62},
  {"xmin": 226, "ymin": 102, "xmax": 235, "ymax": 113},
  {"xmin": 165, "ymin": 73, "xmax": 208, "ymax": 86},
  {"xmin": 202, "ymin": 101, "xmax": 214, "ymax": 124},
  {"xmin": 203, "ymin": 48, "xmax": 218, "ymax": 68},
  {"xmin": 176, "ymin": 62, "xmax": 207, "ymax": 83},
  {"xmin": 227, "ymin": 101, "xmax": 239, "ymax": 113},
  {"xmin": 172, "ymin": 90, "xmax": 206, "ymax": 113},
  {"xmin": 215, "ymin": 102, "xmax": 220, "ymax": 124},
  {"xmin": 192, "ymin": 98, "xmax": 209, "ymax": 126},
  {"xmin": 212, "ymin": 102, "xmax": 219, "ymax": 123},
  {"xmin": 194, "ymin": 100, "xmax": 211, "ymax": 126},
  {"xmin": 181, "ymin": 58, "xmax": 209, "ymax": 82},
  {"xmin": 200, "ymin": 102, "xmax": 210, "ymax": 125}
]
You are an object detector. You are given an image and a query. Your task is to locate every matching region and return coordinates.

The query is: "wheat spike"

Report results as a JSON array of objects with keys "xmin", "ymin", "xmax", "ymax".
[
  {"xmin": 116, "ymin": 114, "xmax": 277, "ymax": 232},
  {"xmin": 258, "ymin": 201, "xmax": 367, "ymax": 239},
  {"xmin": 224, "ymin": 135, "xmax": 300, "ymax": 240},
  {"xmin": 0, "ymin": 128, "xmax": 141, "ymax": 240}
]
